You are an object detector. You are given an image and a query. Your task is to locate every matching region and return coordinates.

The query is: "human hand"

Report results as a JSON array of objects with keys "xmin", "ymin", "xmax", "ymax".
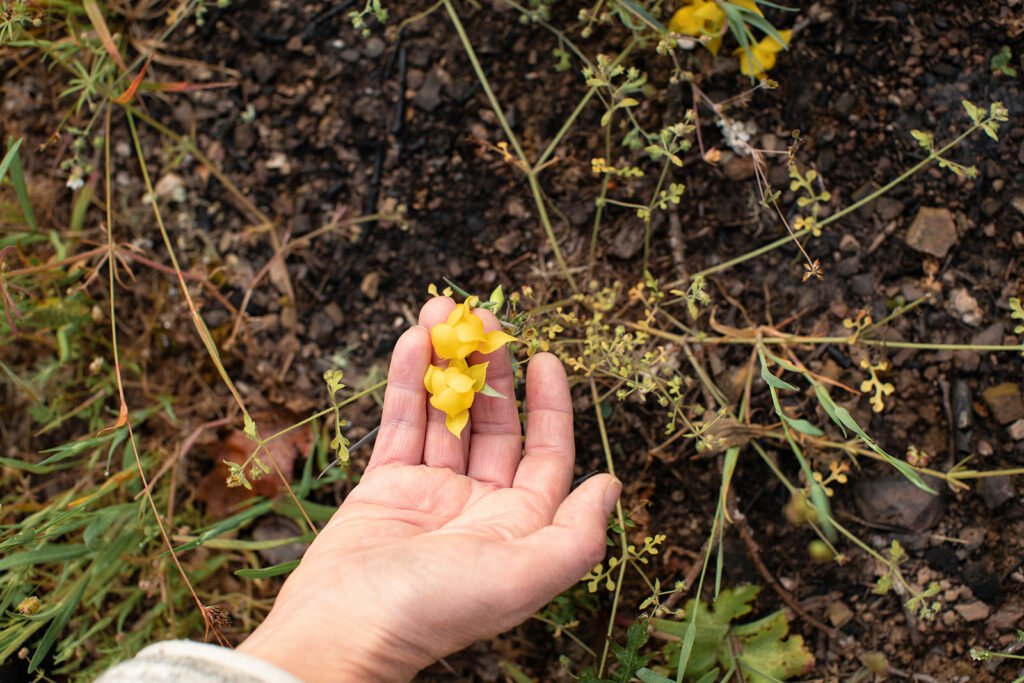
[{"xmin": 239, "ymin": 297, "xmax": 620, "ymax": 682}]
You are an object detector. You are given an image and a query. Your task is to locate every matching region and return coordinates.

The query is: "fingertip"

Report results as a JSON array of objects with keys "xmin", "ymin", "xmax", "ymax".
[
  {"xmin": 389, "ymin": 325, "xmax": 431, "ymax": 379},
  {"xmin": 418, "ymin": 296, "xmax": 455, "ymax": 328},
  {"xmin": 525, "ymin": 352, "xmax": 571, "ymax": 415},
  {"xmin": 600, "ymin": 476, "xmax": 621, "ymax": 518},
  {"xmin": 473, "ymin": 306, "xmax": 500, "ymax": 332},
  {"xmin": 526, "ymin": 352, "xmax": 567, "ymax": 379}
]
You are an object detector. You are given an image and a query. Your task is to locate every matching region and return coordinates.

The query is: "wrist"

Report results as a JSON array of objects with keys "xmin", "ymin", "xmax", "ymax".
[{"xmin": 238, "ymin": 598, "xmax": 426, "ymax": 682}]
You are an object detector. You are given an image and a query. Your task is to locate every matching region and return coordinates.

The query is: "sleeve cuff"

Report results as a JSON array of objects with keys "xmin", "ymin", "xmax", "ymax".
[{"xmin": 95, "ymin": 639, "xmax": 305, "ymax": 683}]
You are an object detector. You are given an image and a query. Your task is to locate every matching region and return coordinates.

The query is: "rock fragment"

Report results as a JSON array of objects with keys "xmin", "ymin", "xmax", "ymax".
[
  {"xmin": 954, "ymin": 601, "xmax": 990, "ymax": 622},
  {"xmin": 413, "ymin": 66, "xmax": 450, "ymax": 112},
  {"xmin": 854, "ymin": 476, "xmax": 945, "ymax": 532},
  {"xmin": 982, "ymin": 383, "xmax": 1024, "ymax": 424},
  {"xmin": 988, "ymin": 602, "xmax": 1024, "ymax": 631},
  {"xmin": 905, "ymin": 206, "xmax": 957, "ymax": 258},
  {"xmin": 947, "ymin": 288, "xmax": 983, "ymax": 326},
  {"xmin": 979, "ymin": 475, "xmax": 1016, "ymax": 509}
]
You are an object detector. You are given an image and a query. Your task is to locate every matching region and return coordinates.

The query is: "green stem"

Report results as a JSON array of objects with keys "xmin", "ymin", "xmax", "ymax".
[
  {"xmin": 258, "ymin": 381, "xmax": 388, "ymax": 445},
  {"xmin": 637, "ymin": 324, "xmax": 1023, "ymax": 352},
  {"xmin": 590, "ymin": 377, "xmax": 626, "ymax": 678},
  {"xmin": 644, "ymin": 160, "xmax": 672, "ymax": 275},
  {"xmin": 444, "ymin": 0, "xmax": 578, "ymax": 292},
  {"xmin": 536, "ymin": 88, "xmax": 597, "ymax": 169},
  {"xmin": 443, "ymin": 0, "xmax": 527, "ymax": 163},
  {"xmin": 526, "ymin": 173, "xmax": 578, "ymax": 291},
  {"xmin": 678, "ymin": 117, "xmax": 993, "ymax": 284},
  {"xmin": 589, "ymin": 124, "xmax": 614, "ymax": 274}
]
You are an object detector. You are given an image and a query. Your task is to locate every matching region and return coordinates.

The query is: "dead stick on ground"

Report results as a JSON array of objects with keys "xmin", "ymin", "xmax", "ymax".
[{"xmin": 730, "ymin": 508, "xmax": 839, "ymax": 640}]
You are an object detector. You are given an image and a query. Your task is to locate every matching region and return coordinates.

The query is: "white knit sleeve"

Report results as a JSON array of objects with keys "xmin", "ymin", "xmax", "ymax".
[{"xmin": 95, "ymin": 639, "xmax": 304, "ymax": 683}]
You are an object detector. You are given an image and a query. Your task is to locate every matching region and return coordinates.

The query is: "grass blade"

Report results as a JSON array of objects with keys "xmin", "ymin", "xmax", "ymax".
[
  {"xmin": 5, "ymin": 136, "xmax": 37, "ymax": 231},
  {"xmin": 0, "ymin": 138, "xmax": 23, "ymax": 184},
  {"xmin": 235, "ymin": 559, "xmax": 300, "ymax": 579},
  {"xmin": 28, "ymin": 570, "xmax": 90, "ymax": 672}
]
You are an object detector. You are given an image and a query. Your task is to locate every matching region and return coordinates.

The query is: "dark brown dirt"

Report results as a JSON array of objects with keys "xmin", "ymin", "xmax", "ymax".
[{"xmin": 3, "ymin": 0, "xmax": 1024, "ymax": 680}]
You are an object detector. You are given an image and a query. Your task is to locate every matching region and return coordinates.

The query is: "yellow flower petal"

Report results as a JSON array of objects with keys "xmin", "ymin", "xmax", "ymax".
[
  {"xmin": 447, "ymin": 303, "xmax": 468, "ymax": 325},
  {"xmin": 735, "ymin": 44, "xmax": 774, "ymax": 77},
  {"xmin": 668, "ymin": 6, "xmax": 700, "ymax": 35},
  {"xmin": 732, "ymin": 0, "xmax": 763, "ymax": 16},
  {"xmin": 478, "ymin": 329, "xmax": 517, "ymax": 355},
  {"xmin": 431, "ymin": 387, "xmax": 474, "ymax": 416},
  {"xmin": 707, "ymin": 34, "xmax": 723, "ymax": 55},
  {"xmin": 734, "ymin": 31, "xmax": 791, "ymax": 77},
  {"xmin": 445, "ymin": 368, "xmax": 474, "ymax": 393},
  {"xmin": 445, "ymin": 410, "xmax": 469, "ymax": 438},
  {"xmin": 467, "ymin": 362, "xmax": 488, "ymax": 392},
  {"xmin": 424, "ymin": 365, "xmax": 442, "ymax": 394},
  {"xmin": 693, "ymin": 1, "xmax": 724, "ymax": 31},
  {"xmin": 431, "ymin": 324, "xmax": 462, "ymax": 359},
  {"xmin": 764, "ymin": 30, "xmax": 791, "ymax": 52},
  {"xmin": 455, "ymin": 314, "xmax": 485, "ymax": 343}
]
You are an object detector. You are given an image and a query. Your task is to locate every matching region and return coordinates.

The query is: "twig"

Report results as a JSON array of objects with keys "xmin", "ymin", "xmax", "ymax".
[{"xmin": 731, "ymin": 509, "xmax": 839, "ymax": 640}]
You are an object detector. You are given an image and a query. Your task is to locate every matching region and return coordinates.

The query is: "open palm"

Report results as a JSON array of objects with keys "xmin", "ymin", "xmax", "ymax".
[{"xmin": 239, "ymin": 297, "xmax": 619, "ymax": 682}]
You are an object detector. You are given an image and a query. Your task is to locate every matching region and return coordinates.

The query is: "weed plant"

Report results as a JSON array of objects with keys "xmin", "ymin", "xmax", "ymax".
[{"xmin": 1, "ymin": 0, "xmax": 1021, "ymax": 681}]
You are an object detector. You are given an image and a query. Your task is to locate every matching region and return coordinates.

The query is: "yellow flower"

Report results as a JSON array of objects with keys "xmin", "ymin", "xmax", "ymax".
[
  {"xmin": 430, "ymin": 301, "xmax": 517, "ymax": 360},
  {"xmin": 735, "ymin": 29, "xmax": 791, "ymax": 78},
  {"xmin": 424, "ymin": 359, "xmax": 488, "ymax": 437},
  {"xmin": 669, "ymin": 0, "xmax": 762, "ymax": 56}
]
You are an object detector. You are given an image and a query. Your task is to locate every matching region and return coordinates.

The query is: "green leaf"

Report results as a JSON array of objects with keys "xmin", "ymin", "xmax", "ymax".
[
  {"xmin": 982, "ymin": 121, "xmax": 999, "ymax": 142},
  {"xmin": 608, "ymin": 617, "xmax": 656, "ymax": 683},
  {"xmin": 441, "ymin": 277, "xmax": 474, "ymax": 301},
  {"xmin": 243, "ymin": 413, "xmax": 258, "ymax": 439},
  {"xmin": 235, "ymin": 559, "xmax": 300, "ymax": 578},
  {"xmin": 962, "ymin": 99, "xmax": 985, "ymax": 124},
  {"xmin": 323, "ymin": 369, "xmax": 345, "ymax": 397},
  {"xmin": 637, "ymin": 668, "xmax": 676, "ymax": 683},
  {"xmin": 759, "ymin": 361, "xmax": 797, "ymax": 392},
  {"xmin": 29, "ymin": 571, "xmax": 91, "ymax": 672},
  {"xmin": 499, "ymin": 661, "xmax": 536, "ymax": 683},
  {"xmin": 782, "ymin": 416, "xmax": 824, "ymax": 437},
  {"xmin": 274, "ymin": 497, "xmax": 338, "ymax": 522},
  {"xmin": 734, "ymin": 611, "xmax": 815, "ymax": 682},
  {"xmin": 693, "ymin": 670, "xmax": 721, "ymax": 683},
  {"xmin": 488, "ymin": 284, "xmax": 504, "ymax": 309},
  {"xmin": 812, "ymin": 384, "xmax": 846, "ymax": 438},
  {"xmin": 83, "ymin": 503, "xmax": 134, "ymax": 550},
  {"xmin": 0, "ymin": 138, "xmax": 23, "ymax": 185},
  {"xmin": 613, "ymin": 0, "xmax": 667, "ymax": 35},
  {"xmin": 479, "ymin": 382, "xmax": 508, "ymax": 399},
  {"xmin": 909, "ymin": 129, "xmax": 933, "ymax": 151},
  {"xmin": 659, "ymin": 588, "xmax": 814, "ymax": 683},
  {"xmin": 658, "ymin": 586, "xmax": 760, "ymax": 679},
  {"xmin": 830, "ymin": 404, "xmax": 937, "ymax": 494},
  {"xmin": 163, "ymin": 499, "xmax": 274, "ymax": 556},
  {"xmin": 0, "ymin": 544, "xmax": 90, "ymax": 571},
  {"xmin": 5, "ymin": 136, "xmax": 37, "ymax": 231}
]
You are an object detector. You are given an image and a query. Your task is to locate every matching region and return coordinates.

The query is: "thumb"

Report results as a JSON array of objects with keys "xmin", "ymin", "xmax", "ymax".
[{"xmin": 506, "ymin": 474, "xmax": 621, "ymax": 601}]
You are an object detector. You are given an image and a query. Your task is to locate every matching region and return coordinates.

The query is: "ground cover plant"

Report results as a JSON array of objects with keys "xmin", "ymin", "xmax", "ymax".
[{"xmin": 2, "ymin": 0, "xmax": 1024, "ymax": 681}]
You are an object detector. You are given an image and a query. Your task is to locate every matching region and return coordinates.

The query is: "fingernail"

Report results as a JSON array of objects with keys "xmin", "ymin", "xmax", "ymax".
[{"xmin": 602, "ymin": 478, "xmax": 622, "ymax": 517}]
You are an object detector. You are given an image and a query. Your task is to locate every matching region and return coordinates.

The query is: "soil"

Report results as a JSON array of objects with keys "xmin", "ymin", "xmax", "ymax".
[{"xmin": 3, "ymin": 0, "xmax": 1024, "ymax": 680}]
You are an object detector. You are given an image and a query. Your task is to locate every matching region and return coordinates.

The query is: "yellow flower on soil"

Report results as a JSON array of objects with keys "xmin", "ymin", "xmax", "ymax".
[
  {"xmin": 735, "ymin": 29, "xmax": 792, "ymax": 78},
  {"xmin": 669, "ymin": 0, "xmax": 762, "ymax": 55},
  {"xmin": 430, "ymin": 300, "xmax": 517, "ymax": 360},
  {"xmin": 424, "ymin": 359, "xmax": 489, "ymax": 437}
]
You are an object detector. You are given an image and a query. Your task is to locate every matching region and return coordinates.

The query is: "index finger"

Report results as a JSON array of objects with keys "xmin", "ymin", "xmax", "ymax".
[
  {"xmin": 511, "ymin": 353, "xmax": 575, "ymax": 513},
  {"xmin": 365, "ymin": 325, "xmax": 431, "ymax": 472}
]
